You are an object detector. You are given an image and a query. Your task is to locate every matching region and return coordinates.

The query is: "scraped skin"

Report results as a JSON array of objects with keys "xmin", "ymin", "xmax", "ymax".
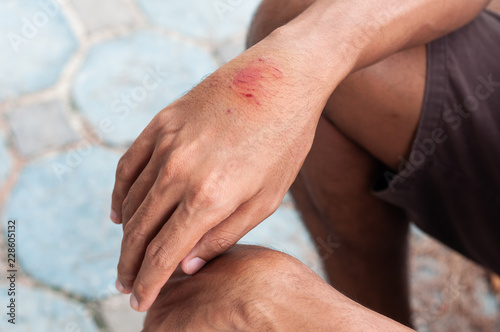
[
  {"xmin": 231, "ymin": 58, "xmax": 285, "ymax": 105},
  {"xmin": 111, "ymin": 0, "xmax": 492, "ymax": 313}
]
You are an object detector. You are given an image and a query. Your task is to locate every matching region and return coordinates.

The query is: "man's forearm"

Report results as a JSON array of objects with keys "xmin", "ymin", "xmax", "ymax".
[
  {"xmin": 230, "ymin": 0, "xmax": 491, "ymax": 128},
  {"xmin": 275, "ymin": 0, "xmax": 491, "ymax": 85}
]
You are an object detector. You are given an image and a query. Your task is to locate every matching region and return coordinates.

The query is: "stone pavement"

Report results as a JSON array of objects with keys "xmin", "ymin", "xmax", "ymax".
[{"xmin": 0, "ymin": 1, "xmax": 498, "ymax": 331}]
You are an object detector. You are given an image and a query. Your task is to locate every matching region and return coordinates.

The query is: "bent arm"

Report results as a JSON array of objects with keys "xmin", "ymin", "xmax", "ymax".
[
  {"xmin": 279, "ymin": 0, "xmax": 491, "ymax": 79},
  {"xmin": 235, "ymin": 0, "xmax": 492, "ymax": 132}
]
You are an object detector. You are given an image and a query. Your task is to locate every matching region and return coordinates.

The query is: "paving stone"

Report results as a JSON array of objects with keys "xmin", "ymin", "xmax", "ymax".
[
  {"xmin": 0, "ymin": 0, "xmax": 78, "ymax": 102},
  {"xmin": 72, "ymin": 30, "xmax": 217, "ymax": 146},
  {"xmin": 2, "ymin": 147, "xmax": 123, "ymax": 299},
  {"xmin": 0, "ymin": 228, "xmax": 6, "ymax": 270},
  {"xmin": 102, "ymin": 294, "xmax": 147, "ymax": 332},
  {"xmin": 71, "ymin": 0, "xmax": 137, "ymax": 34},
  {"xmin": 0, "ymin": 286, "xmax": 98, "ymax": 331},
  {"xmin": 5, "ymin": 100, "xmax": 79, "ymax": 157},
  {"xmin": 409, "ymin": 226, "xmax": 500, "ymax": 331},
  {"xmin": 0, "ymin": 130, "xmax": 12, "ymax": 187},
  {"xmin": 136, "ymin": 0, "xmax": 261, "ymax": 42},
  {"xmin": 239, "ymin": 205, "xmax": 326, "ymax": 280},
  {"xmin": 216, "ymin": 37, "xmax": 246, "ymax": 64}
]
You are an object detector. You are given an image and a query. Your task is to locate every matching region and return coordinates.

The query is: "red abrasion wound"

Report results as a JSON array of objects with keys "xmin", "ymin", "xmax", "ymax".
[{"xmin": 231, "ymin": 58, "xmax": 284, "ymax": 104}]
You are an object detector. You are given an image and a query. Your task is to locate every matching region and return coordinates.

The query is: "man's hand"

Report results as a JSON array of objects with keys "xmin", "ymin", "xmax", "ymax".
[
  {"xmin": 110, "ymin": 32, "xmax": 344, "ymax": 312},
  {"xmin": 143, "ymin": 245, "xmax": 414, "ymax": 331}
]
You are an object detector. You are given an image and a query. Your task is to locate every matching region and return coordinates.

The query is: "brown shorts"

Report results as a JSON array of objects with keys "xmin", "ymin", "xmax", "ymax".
[{"xmin": 374, "ymin": 10, "xmax": 500, "ymax": 274}]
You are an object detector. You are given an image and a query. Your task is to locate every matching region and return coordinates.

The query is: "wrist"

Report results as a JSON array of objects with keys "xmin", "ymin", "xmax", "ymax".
[
  {"xmin": 264, "ymin": 23, "xmax": 358, "ymax": 92},
  {"xmin": 271, "ymin": 0, "xmax": 369, "ymax": 78}
]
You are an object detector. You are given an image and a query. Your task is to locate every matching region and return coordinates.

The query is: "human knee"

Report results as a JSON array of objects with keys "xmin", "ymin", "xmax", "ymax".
[
  {"xmin": 247, "ymin": 0, "xmax": 315, "ymax": 47},
  {"xmin": 219, "ymin": 245, "xmax": 303, "ymax": 276}
]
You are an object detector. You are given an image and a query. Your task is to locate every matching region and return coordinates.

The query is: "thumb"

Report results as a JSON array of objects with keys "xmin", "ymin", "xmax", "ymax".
[{"xmin": 180, "ymin": 224, "xmax": 243, "ymax": 275}]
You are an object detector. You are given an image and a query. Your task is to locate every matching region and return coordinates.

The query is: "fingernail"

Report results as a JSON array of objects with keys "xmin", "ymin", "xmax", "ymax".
[
  {"xmin": 130, "ymin": 293, "xmax": 139, "ymax": 311},
  {"xmin": 115, "ymin": 278, "xmax": 125, "ymax": 293},
  {"xmin": 110, "ymin": 210, "xmax": 120, "ymax": 224},
  {"xmin": 186, "ymin": 257, "xmax": 207, "ymax": 275}
]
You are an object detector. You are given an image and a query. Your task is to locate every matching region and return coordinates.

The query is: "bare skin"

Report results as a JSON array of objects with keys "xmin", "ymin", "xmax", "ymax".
[
  {"xmin": 248, "ymin": 1, "xmax": 424, "ymax": 324},
  {"xmin": 143, "ymin": 245, "xmax": 414, "ymax": 332},
  {"xmin": 111, "ymin": 0, "xmax": 493, "ymax": 314}
]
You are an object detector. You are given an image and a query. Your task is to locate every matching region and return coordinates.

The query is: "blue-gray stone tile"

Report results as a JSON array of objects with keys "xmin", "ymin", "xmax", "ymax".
[
  {"xmin": 102, "ymin": 295, "xmax": 147, "ymax": 332},
  {"xmin": 71, "ymin": 0, "xmax": 137, "ymax": 34},
  {"xmin": 216, "ymin": 38, "xmax": 246, "ymax": 64},
  {"xmin": 0, "ymin": 286, "xmax": 98, "ymax": 331},
  {"xmin": 0, "ymin": 131, "xmax": 12, "ymax": 187},
  {"xmin": 0, "ymin": 0, "xmax": 78, "ymax": 102},
  {"xmin": 2, "ymin": 147, "xmax": 122, "ymax": 299},
  {"xmin": 5, "ymin": 100, "xmax": 79, "ymax": 157},
  {"xmin": 136, "ymin": 0, "xmax": 261, "ymax": 42},
  {"xmin": 72, "ymin": 30, "xmax": 217, "ymax": 146}
]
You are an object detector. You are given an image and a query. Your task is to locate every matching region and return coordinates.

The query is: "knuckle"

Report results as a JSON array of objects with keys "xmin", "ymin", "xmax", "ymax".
[
  {"xmin": 117, "ymin": 266, "xmax": 137, "ymax": 283},
  {"xmin": 121, "ymin": 195, "xmax": 130, "ymax": 211},
  {"xmin": 156, "ymin": 153, "xmax": 184, "ymax": 186},
  {"xmin": 133, "ymin": 174, "xmax": 147, "ymax": 190},
  {"xmin": 148, "ymin": 115, "xmax": 162, "ymax": 133},
  {"xmin": 122, "ymin": 224, "xmax": 148, "ymax": 248},
  {"xmin": 213, "ymin": 237, "xmax": 234, "ymax": 252},
  {"xmin": 153, "ymin": 169, "xmax": 175, "ymax": 197},
  {"xmin": 187, "ymin": 181, "xmax": 219, "ymax": 212},
  {"xmin": 146, "ymin": 243, "xmax": 173, "ymax": 269},
  {"xmin": 161, "ymin": 161, "xmax": 178, "ymax": 181},
  {"xmin": 111, "ymin": 188, "xmax": 122, "ymax": 203},
  {"xmin": 210, "ymin": 230, "xmax": 238, "ymax": 252},
  {"xmin": 133, "ymin": 280, "xmax": 149, "ymax": 299},
  {"xmin": 116, "ymin": 155, "xmax": 133, "ymax": 181},
  {"xmin": 164, "ymin": 150, "xmax": 186, "ymax": 175},
  {"xmin": 154, "ymin": 111, "xmax": 174, "ymax": 133},
  {"xmin": 154, "ymin": 140, "xmax": 170, "ymax": 156},
  {"xmin": 121, "ymin": 196, "xmax": 132, "ymax": 220},
  {"xmin": 267, "ymin": 198, "xmax": 282, "ymax": 215}
]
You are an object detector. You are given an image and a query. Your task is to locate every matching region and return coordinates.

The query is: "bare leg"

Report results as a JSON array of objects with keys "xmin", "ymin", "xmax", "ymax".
[
  {"xmin": 144, "ymin": 245, "xmax": 414, "ymax": 331},
  {"xmin": 248, "ymin": 0, "xmax": 427, "ymax": 326},
  {"xmin": 291, "ymin": 118, "xmax": 412, "ymax": 325}
]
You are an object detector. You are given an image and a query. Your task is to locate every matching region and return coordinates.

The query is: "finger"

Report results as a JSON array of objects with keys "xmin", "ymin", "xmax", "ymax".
[
  {"xmin": 179, "ymin": 201, "xmax": 257, "ymax": 275},
  {"xmin": 130, "ymin": 201, "xmax": 234, "ymax": 312},
  {"xmin": 121, "ymin": 151, "xmax": 161, "ymax": 228},
  {"xmin": 111, "ymin": 127, "xmax": 157, "ymax": 224},
  {"xmin": 116, "ymin": 181, "xmax": 181, "ymax": 294}
]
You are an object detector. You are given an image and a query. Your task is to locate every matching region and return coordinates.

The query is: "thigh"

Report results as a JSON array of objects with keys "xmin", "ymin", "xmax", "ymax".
[
  {"xmin": 293, "ymin": 114, "xmax": 407, "ymax": 245},
  {"xmin": 324, "ymin": 45, "xmax": 427, "ymax": 169},
  {"xmin": 376, "ymin": 10, "xmax": 500, "ymax": 274}
]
